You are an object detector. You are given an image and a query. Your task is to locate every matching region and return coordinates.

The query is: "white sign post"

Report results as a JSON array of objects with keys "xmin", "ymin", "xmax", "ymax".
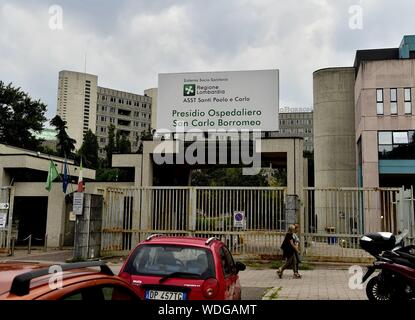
[
  {"xmin": 157, "ymin": 70, "xmax": 279, "ymax": 132},
  {"xmin": 73, "ymin": 193, "xmax": 84, "ymax": 216},
  {"xmin": 233, "ymin": 211, "xmax": 246, "ymax": 229},
  {"xmin": 0, "ymin": 212, "xmax": 7, "ymax": 228}
]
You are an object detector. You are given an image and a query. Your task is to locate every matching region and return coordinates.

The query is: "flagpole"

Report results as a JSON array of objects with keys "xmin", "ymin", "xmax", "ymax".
[{"xmin": 67, "ymin": 164, "xmax": 74, "ymax": 194}]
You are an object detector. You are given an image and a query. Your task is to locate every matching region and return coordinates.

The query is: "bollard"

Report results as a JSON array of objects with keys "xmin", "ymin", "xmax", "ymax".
[
  {"xmin": 59, "ymin": 233, "xmax": 63, "ymax": 250},
  {"xmin": 43, "ymin": 234, "xmax": 48, "ymax": 252},
  {"xmin": 28, "ymin": 234, "xmax": 32, "ymax": 254},
  {"xmin": 8, "ymin": 238, "xmax": 15, "ymax": 256}
]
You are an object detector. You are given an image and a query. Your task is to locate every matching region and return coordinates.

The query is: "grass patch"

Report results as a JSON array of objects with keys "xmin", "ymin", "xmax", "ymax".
[
  {"xmin": 263, "ymin": 287, "xmax": 281, "ymax": 300},
  {"xmin": 244, "ymin": 259, "xmax": 315, "ymax": 271}
]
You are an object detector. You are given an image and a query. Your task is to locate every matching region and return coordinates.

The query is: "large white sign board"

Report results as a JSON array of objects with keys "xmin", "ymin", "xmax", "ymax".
[{"xmin": 157, "ymin": 70, "xmax": 279, "ymax": 132}]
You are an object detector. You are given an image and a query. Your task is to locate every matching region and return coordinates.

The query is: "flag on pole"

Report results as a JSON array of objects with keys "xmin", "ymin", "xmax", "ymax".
[
  {"xmin": 45, "ymin": 160, "xmax": 59, "ymax": 192},
  {"xmin": 63, "ymin": 157, "xmax": 68, "ymax": 193},
  {"xmin": 77, "ymin": 159, "xmax": 84, "ymax": 192}
]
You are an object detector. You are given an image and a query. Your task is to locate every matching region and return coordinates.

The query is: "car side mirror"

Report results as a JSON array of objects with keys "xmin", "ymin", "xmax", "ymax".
[{"xmin": 235, "ymin": 261, "xmax": 246, "ymax": 273}]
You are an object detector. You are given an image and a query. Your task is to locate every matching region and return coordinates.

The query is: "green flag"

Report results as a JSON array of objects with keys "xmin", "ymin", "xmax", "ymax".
[{"xmin": 45, "ymin": 160, "xmax": 59, "ymax": 192}]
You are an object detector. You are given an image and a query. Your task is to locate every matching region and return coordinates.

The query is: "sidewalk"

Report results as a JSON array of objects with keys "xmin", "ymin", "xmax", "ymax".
[
  {"xmin": 0, "ymin": 248, "xmax": 73, "ymax": 263},
  {"xmin": 240, "ymin": 268, "xmax": 367, "ymax": 300}
]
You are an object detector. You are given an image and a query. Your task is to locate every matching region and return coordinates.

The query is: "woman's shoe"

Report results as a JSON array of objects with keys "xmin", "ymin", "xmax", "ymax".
[
  {"xmin": 276, "ymin": 269, "xmax": 282, "ymax": 279},
  {"xmin": 293, "ymin": 273, "xmax": 302, "ymax": 279}
]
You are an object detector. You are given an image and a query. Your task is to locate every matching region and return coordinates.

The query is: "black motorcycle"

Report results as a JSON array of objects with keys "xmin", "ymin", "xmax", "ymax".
[{"xmin": 360, "ymin": 231, "xmax": 415, "ymax": 301}]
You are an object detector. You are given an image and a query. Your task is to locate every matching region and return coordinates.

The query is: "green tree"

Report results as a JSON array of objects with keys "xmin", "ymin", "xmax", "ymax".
[
  {"xmin": 50, "ymin": 115, "xmax": 76, "ymax": 157},
  {"xmin": 105, "ymin": 124, "xmax": 116, "ymax": 167},
  {"xmin": 118, "ymin": 134, "xmax": 131, "ymax": 154},
  {"xmin": 78, "ymin": 129, "xmax": 99, "ymax": 169},
  {"xmin": 0, "ymin": 81, "xmax": 46, "ymax": 150},
  {"xmin": 136, "ymin": 128, "xmax": 154, "ymax": 154},
  {"xmin": 191, "ymin": 167, "xmax": 269, "ymax": 186}
]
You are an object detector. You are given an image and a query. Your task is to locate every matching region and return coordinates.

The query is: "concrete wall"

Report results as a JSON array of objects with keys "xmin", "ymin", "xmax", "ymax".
[
  {"xmin": 355, "ymin": 59, "xmax": 415, "ymax": 187},
  {"xmin": 112, "ymin": 153, "xmax": 143, "ymax": 186},
  {"xmin": 313, "ymin": 67, "xmax": 357, "ymax": 188},
  {"xmin": 260, "ymin": 138, "xmax": 304, "ymax": 195},
  {"xmin": 0, "ymin": 154, "xmax": 95, "ymax": 181},
  {"xmin": 10, "ymin": 181, "xmax": 134, "ymax": 248},
  {"xmin": 13, "ymin": 182, "xmax": 76, "ymax": 247},
  {"xmin": 84, "ymin": 182, "xmax": 135, "ymax": 194}
]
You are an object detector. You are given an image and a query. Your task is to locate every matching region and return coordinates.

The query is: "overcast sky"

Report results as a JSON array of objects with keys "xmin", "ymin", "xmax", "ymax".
[{"xmin": 1, "ymin": 0, "xmax": 414, "ymax": 121}]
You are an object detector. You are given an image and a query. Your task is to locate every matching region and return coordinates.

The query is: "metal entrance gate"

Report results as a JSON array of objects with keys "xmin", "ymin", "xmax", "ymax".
[
  {"xmin": 102, "ymin": 185, "xmax": 414, "ymax": 261},
  {"xmin": 302, "ymin": 187, "xmax": 414, "ymax": 262},
  {"xmin": 102, "ymin": 187, "xmax": 286, "ymax": 257},
  {"xmin": 0, "ymin": 187, "xmax": 14, "ymax": 253}
]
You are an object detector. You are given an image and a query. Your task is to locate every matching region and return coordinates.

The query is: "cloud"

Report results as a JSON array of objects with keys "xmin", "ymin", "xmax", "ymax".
[{"xmin": 0, "ymin": 0, "xmax": 413, "ymax": 120}]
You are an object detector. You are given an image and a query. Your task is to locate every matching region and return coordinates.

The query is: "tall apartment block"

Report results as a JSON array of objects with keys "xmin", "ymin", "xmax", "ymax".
[
  {"xmin": 96, "ymin": 87, "xmax": 151, "ymax": 157},
  {"xmin": 268, "ymin": 110, "xmax": 314, "ymax": 152},
  {"xmin": 56, "ymin": 70, "xmax": 152, "ymax": 155},
  {"xmin": 57, "ymin": 71, "xmax": 98, "ymax": 150},
  {"xmin": 278, "ymin": 111, "xmax": 313, "ymax": 152}
]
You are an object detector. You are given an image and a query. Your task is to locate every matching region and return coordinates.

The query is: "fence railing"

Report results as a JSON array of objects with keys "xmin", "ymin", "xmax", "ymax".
[
  {"xmin": 102, "ymin": 186, "xmax": 414, "ymax": 262},
  {"xmin": 102, "ymin": 186, "xmax": 287, "ymax": 257},
  {"xmin": 301, "ymin": 187, "xmax": 408, "ymax": 262}
]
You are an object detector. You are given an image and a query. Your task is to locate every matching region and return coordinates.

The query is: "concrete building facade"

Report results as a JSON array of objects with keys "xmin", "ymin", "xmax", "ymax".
[
  {"xmin": 314, "ymin": 35, "xmax": 415, "ymax": 189},
  {"xmin": 96, "ymin": 87, "xmax": 152, "ymax": 157},
  {"xmin": 57, "ymin": 70, "xmax": 152, "ymax": 155},
  {"xmin": 57, "ymin": 71, "xmax": 98, "ymax": 150},
  {"xmin": 355, "ymin": 51, "xmax": 415, "ymax": 188},
  {"xmin": 0, "ymin": 144, "xmax": 95, "ymax": 247},
  {"xmin": 278, "ymin": 111, "xmax": 314, "ymax": 152},
  {"xmin": 144, "ymin": 88, "xmax": 158, "ymax": 131}
]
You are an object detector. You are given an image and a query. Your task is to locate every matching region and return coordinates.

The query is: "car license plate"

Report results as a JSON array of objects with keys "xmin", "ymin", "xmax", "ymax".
[{"xmin": 145, "ymin": 290, "xmax": 186, "ymax": 300}]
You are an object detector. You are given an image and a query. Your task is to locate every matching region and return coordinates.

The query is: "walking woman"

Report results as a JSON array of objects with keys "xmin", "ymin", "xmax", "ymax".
[{"xmin": 277, "ymin": 224, "xmax": 302, "ymax": 279}]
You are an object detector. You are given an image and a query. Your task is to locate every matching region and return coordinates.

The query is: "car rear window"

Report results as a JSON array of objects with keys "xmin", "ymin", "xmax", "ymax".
[{"xmin": 125, "ymin": 244, "xmax": 215, "ymax": 279}]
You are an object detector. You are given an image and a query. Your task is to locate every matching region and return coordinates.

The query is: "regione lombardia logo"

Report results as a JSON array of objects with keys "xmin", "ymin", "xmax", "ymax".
[{"xmin": 183, "ymin": 84, "xmax": 196, "ymax": 96}]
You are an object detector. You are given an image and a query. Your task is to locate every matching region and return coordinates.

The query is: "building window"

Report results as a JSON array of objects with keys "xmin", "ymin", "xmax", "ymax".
[
  {"xmin": 378, "ymin": 130, "xmax": 415, "ymax": 160},
  {"xmin": 100, "ymin": 137, "xmax": 106, "ymax": 143},
  {"xmin": 376, "ymin": 89, "xmax": 384, "ymax": 115},
  {"xmin": 101, "ymin": 116, "xmax": 106, "ymax": 122},
  {"xmin": 404, "ymin": 88, "xmax": 412, "ymax": 114},
  {"xmin": 390, "ymin": 88, "xmax": 397, "ymax": 115}
]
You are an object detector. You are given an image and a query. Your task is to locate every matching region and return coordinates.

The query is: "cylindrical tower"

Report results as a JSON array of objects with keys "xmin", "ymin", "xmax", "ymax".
[
  {"xmin": 313, "ymin": 67, "xmax": 356, "ymax": 188},
  {"xmin": 313, "ymin": 67, "xmax": 357, "ymax": 232}
]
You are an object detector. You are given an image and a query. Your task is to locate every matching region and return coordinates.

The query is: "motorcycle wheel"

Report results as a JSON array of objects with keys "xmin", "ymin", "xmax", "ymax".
[{"xmin": 366, "ymin": 276, "xmax": 391, "ymax": 301}]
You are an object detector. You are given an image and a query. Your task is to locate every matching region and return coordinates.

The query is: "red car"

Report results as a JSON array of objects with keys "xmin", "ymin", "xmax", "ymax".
[
  {"xmin": 0, "ymin": 261, "xmax": 140, "ymax": 300},
  {"xmin": 119, "ymin": 235, "xmax": 246, "ymax": 300}
]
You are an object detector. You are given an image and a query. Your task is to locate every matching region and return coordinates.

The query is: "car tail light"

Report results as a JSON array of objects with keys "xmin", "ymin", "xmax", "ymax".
[{"xmin": 202, "ymin": 278, "xmax": 219, "ymax": 299}]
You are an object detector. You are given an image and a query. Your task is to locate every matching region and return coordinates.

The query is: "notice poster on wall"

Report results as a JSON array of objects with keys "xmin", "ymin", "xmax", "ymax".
[{"xmin": 0, "ymin": 212, "xmax": 7, "ymax": 228}]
